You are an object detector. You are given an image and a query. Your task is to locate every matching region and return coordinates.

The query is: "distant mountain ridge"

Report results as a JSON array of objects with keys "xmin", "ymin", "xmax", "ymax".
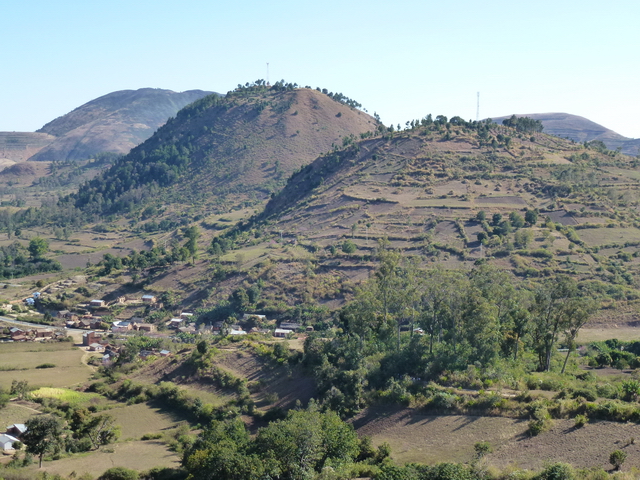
[
  {"xmin": 29, "ymin": 88, "xmax": 214, "ymax": 162},
  {"xmin": 492, "ymin": 113, "xmax": 640, "ymax": 156}
]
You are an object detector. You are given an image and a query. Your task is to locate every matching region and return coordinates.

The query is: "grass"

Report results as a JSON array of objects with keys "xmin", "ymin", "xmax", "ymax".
[
  {"xmin": 0, "ymin": 402, "xmax": 40, "ymax": 427},
  {"xmin": 578, "ymin": 227, "xmax": 640, "ymax": 247},
  {"xmin": 0, "ymin": 342, "xmax": 90, "ymax": 389},
  {"xmin": 577, "ymin": 326, "xmax": 640, "ymax": 343},
  {"xmin": 106, "ymin": 403, "xmax": 185, "ymax": 440},
  {"xmin": 355, "ymin": 410, "xmax": 528, "ymax": 465},
  {"xmin": 26, "ymin": 440, "xmax": 180, "ymax": 477}
]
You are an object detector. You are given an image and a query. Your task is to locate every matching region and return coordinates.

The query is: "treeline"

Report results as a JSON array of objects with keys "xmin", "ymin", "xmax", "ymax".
[
  {"xmin": 302, "ymin": 249, "xmax": 598, "ymax": 416},
  {"xmin": 0, "ymin": 241, "xmax": 60, "ymax": 280}
]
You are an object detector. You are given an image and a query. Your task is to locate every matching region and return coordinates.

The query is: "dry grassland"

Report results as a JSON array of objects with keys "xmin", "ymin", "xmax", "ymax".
[
  {"xmin": 106, "ymin": 403, "xmax": 185, "ymax": 440},
  {"xmin": 0, "ymin": 342, "xmax": 89, "ymax": 389},
  {"xmin": 31, "ymin": 440, "xmax": 180, "ymax": 477}
]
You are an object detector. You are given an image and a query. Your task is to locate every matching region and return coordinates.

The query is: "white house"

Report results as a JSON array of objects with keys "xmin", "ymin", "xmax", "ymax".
[
  {"xmin": 0, "ymin": 434, "xmax": 19, "ymax": 451},
  {"xmin": 274, "ymin": 328, "xmax": 292, "ymax": 338}
]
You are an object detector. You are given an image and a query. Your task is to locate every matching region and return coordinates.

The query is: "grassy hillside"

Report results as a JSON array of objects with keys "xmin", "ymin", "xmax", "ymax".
[{"xmin": 71, "ymin": 82, "xmax": 379, "ymax": 216}]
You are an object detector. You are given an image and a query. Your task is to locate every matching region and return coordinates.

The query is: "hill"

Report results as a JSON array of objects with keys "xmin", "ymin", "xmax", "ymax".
[
  {"xmin": 253, "ymin": 117, "xmax": 640, "ymax": 317},
  {"xmin": 0, "ymin": 131, "xmax": 56, "ymax": 163},
  {"xmin": 492, "ymin": 113, "xmax": 640, "ymax": 156},
  {"xmin": 28, "ymin": 88, "xmax": 213, "ymax": 162},
  {"xmin": 71, "ymin": 82, "xmax": 380, "ymax": 216}
]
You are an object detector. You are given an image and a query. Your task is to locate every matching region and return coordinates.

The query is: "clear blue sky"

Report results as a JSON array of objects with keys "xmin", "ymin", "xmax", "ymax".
[{"xmin": 2, "ymin": 0, "xmax": 639, "ymax": 138}]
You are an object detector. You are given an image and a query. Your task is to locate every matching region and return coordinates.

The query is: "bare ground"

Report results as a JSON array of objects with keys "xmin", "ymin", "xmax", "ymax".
[{"xmin": 352, "ymin": 408, "xmax": 640, "ymax": 471}]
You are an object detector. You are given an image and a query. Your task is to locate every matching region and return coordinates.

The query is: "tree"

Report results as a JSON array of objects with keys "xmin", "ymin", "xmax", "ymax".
[
  {"xmin": 341, "ymin": 240, "xmax": 356, "ymax": 254},
  {"xmin": 560, "ymin": 295, "xmax": 597, "ymax": 373},
  {"xmin": 525, "ymin": 209, "xmax": 539, "ymax": 225},
  {"xmin": 183, "ymin": 226, "xmax": 200, "ymax": 264},
  {"xmin": 23, "ymin": 415, "xmax": 63, "ymax": 468},
  {"xmin": 514, "ymin": 229, "xmax": 534, "ymax": 248},
  {"xmin": 609, "ymin": 450, "xmax": 627, "ymax": 470},
  {"xmin": 28, "ymin": 237, "xmax": 49, "ymax": 260},
  {"xmin": 509, "ymin": 212, "xmax": 525, "ymax": 229},
  {"xmin": 254, "ymin": 406, "xmax": 359, "ymax": 479},
  {"xmin": 98, "ymin": 467, "xmax": 139, "ymax": 480},
  {"xmin": 78, "ymin": 414, "xmax": 119, "ymax": 450},
  {"xmin": 531, "ymin": 276, "xmax": 584, "ymax": 372}
]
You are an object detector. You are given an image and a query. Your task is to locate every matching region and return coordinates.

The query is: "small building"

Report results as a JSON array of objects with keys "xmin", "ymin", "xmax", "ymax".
[
  {"xmin": 211, "ymin": 321, "xmax": 224, "ymax": 332},
  {"xmin": 274, "ymin": 328, "xmax": 292, "ymax": 338},
  {"xmin": 90, "ymin": 299, "xmax": 105, "ymax": 308},
  {"xmin": 6, "ymin": 424, "xmax": 27, "ymax": 437},
  {"xmin": 280, "ymin": 322, "xmax": 301, "ymax": 331},
  {"xmin": 159, "ymin": 350, "xmax": 172, "ymax": 357},
  {"xmin": 82, "ymin": 331, "xmax": 101, "ymax": 346},
  {"xmin": 11, "ymin": 335, "xmax": 27, "ymax": 342},
  {"xmin": 9, "ymin": 328, "xmax": 24, "ymax": 339},
  {"xmin": 77, "ymin": 319, "xmax": 92, "ymax": 329},
  {"xmin": 169, "ymin": 318, "xmax": 184, "ymax": 328},
  {"xmin": 134, "ymin": 323, "xmax": 156, "ymax": 333},
  {"xmin": 111, "ymin": 321, "xmax": 133, "ymax": 333},
  {"xmin": 229, "ymin": 328, "xmax": 247, "ymax": 336},
  {"xmin": 89, "ymin": 343, "xmax": 105, "ymax": 352},
  {"xmin": 90, "ymin": 319, "xmax": 105, "ymax": 330},
  {"xmin": 180, "ymin": 312, "xmax": 194, "ymax": 320},
  {"xmin": 141, "ymin": 295, "xmax": 157, "ymax": 304},
  {"xmin": 35, "ymin": 329, "xmax": 53, "ymax": 338},
  {"xmin": 0, "ymin": 434, "xmax": 19, "ymax": 451}
]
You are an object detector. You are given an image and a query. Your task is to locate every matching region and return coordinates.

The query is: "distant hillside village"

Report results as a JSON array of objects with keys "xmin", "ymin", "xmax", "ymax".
[{"xmin": 1, "ymin": 283, "xmax": 311, "ymax": 360}]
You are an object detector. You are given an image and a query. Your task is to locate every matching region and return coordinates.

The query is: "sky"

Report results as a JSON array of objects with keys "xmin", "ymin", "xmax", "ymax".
[{"xmin": 2, "ymin": 0, "xmax": 639, "ymax": 138}]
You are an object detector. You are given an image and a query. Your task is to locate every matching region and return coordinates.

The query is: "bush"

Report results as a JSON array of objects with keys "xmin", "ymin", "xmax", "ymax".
[
  {"xmin": 609, "ymin": 450, "xmax": 627, "ymax": 470},
  {"xmin": 35, "ymin": 363, "xmax": 56, "ymax": 369},
  {"xmin": 474, "ymin": 441, "xmax": 493, "ymax": 458},
  {"xmin": 99, "ymin": 467, "xmax": 139, "ymax": 480},
  {"xmin": 538, "ymin": 463, "xmax": 575, "ymax": 480},
  {"xmin": 574, "ymin": 414, "xmax": 587, "ymax": 428}
]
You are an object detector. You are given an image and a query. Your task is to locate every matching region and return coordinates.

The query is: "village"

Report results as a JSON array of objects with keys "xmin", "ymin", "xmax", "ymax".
[{"xmin": 1, "ymin": 283, "xmax": 310, "ymax": 369}]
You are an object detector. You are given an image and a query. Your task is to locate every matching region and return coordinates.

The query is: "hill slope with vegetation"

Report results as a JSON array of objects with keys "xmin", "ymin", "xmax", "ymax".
[
  {"xmin": 29, "ymin": 88, "xmax": 213, "ymax": 162},
  {"xmin": 70, "ymin": 81, "xmax": 379, "ymax": 216}
]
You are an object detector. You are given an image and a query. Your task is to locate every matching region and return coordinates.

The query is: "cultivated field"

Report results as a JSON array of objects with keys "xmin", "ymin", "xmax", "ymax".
[
  {"xmin": 354, "ymin": 408, "xmax": 640, "ymax": 471},
  {"xmin": 30, "ymin": 440, "xmax": 180, "ymax": 477},
  {"xmin": 0, "ymin": 342, "xmax": 90, "ymax": 389},
  {"xmin": 106, "ymin": 403, "xmax": 185, "ymax": 440}
]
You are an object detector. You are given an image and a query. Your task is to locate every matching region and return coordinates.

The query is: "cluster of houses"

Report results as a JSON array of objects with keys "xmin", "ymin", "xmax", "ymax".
[
  {"xmin": 6, "ymin": 326, "xmax": 63, "ymax": 342},
  {"xmin": 0, "ymin": 424, "xmax": 26, "ymax": 452}
]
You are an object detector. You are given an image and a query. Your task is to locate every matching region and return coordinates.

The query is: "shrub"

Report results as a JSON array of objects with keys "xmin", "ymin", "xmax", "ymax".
[
  {"xmin": 35, "ymin": 363, "xmax": 56, "ymax": 369},
  {"xmin": 528, "ymin": 419, "xmax": 550, "ymax": 436},
  {"xmin": 141, "ymin": 433, "xmax": 163, "ymax": 440},
  {"xmin": 609, "ymin": 450, "xmax": 627, "ymax": 470},
  {"xmin": 99, "ymin": 467, "xmax": 139, "ymax": 480},
  {"xmin": 474, "ymin": 441, "xmax": 493, "ymax": 459},
  {"xmin": 571, "ymin": 388, "xmax": 597, "ymax": 402},
  {"xmin": 539, "ymin": 463, "xmax": 575, "ymax": 480},
  {"xmin": 574, "ymin": 414, "xmax": 587, "ymax": 428}
]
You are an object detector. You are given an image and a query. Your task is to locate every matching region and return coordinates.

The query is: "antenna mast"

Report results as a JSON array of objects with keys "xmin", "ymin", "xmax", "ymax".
[
  {"xmin": 476, "ymin": 92, "xmax": 480, "ymax": 122},
  {"xmin": 266, "ymin": 63, "xmax": 270, "ymax": 86}
]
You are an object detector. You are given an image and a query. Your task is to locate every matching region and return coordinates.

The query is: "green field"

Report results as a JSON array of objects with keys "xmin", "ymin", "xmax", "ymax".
[
  {"xmin": 0, "ymin": 342, "xmax": 90, "ymax": 389},
  {"xmin": 106, "ymin": 403, "xmax": 185, "ymax": 440},
  {"xmin": 28, "ymin": 440, "xmax": 180, "ymax": 477}
]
